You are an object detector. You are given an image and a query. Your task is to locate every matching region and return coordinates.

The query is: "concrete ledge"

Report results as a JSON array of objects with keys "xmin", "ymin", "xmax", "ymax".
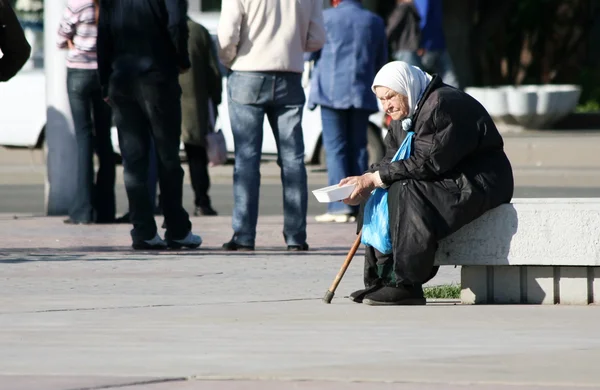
[
  {"xmin": 435, "ymin": 198, "xmax": 600, "ymax": 267},
  {"xmin": 434, "ymin": 198, "xmax": 600, "ymax": 305},
  {"xmin": 461, "ymin": 265, "xmax": 600, "ymax": 305}
]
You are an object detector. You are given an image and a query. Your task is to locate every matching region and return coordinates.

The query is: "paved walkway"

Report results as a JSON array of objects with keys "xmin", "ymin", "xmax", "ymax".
[{"xmin": 0, "ymin": 216, "xmax": 599, "ymax": 390}]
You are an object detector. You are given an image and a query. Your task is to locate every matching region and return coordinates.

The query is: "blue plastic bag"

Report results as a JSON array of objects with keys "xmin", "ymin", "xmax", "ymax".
[{"xmin": 361, "ymin": 132, "xmax": 414, "ymax": 254}]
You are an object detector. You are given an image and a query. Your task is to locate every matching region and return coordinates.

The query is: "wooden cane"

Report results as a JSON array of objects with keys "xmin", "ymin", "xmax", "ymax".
[{"xmin": 322, "ymin": 228, "xmax": 363, "ymax": 304}]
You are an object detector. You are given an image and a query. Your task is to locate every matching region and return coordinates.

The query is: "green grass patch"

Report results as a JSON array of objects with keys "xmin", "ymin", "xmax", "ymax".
[
  {"xmin": 424, "ymin": 284, "xmax": 461, "ymax": 299},
  {"xmin": 576, "ymin": 100, "xmax": 600, "ymax": 113}
]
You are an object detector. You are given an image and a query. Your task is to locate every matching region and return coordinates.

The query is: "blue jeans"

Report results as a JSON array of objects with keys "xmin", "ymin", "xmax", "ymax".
[
  {"xmin": 66, "ymin": 68, "xmax": 115, "ymax": 223},
  {"xmin": 227, "ymin": 71, "xmax": 307, "ymax": 247},
  {"xmin": 320, "ymin": 106, "xmax": 370, "ymax": 215}
]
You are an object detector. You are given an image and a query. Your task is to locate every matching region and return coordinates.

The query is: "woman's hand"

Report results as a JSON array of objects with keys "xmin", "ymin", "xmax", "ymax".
[{"xmin": 340, "ymin": 173, "xmax": 378, "ymax": 206}]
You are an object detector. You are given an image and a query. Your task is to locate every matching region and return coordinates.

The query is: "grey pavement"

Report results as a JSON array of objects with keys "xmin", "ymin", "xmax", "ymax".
[
  {"xmin": 5, "ymin": 132, "xmax": 600, "ymax": 216},
  {"xmin": 2, "ymin": 132, "xmax": 600, "ymax": 390},
  {"xmin": 1, "ymin": 216, "xmax": 600, "ymax": 390}
]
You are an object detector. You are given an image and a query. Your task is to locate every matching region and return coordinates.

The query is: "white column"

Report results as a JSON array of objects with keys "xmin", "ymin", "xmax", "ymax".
[
  {"xmin": 43, "ymin": 0, "xmax": 77, "ymax": 215},
  {"xmin": 189, "ymin": 0, "xmax": 201, "ymax": 12}
]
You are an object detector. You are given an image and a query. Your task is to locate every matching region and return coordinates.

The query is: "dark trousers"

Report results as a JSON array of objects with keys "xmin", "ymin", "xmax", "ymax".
[
  {"xmin": 109, "ymin": 72, "xmax": 191, "ymax": 241},
  {"xmin": 66, "ymin": 68, "xmax": 115, "ymax": 223},
  {"xmin": 184, "ymin": 143, "xmax": 211, "ymax": 208},
  {"xmin": 358, "ymin": 180, "xmax": 442, "ymax": 287}
]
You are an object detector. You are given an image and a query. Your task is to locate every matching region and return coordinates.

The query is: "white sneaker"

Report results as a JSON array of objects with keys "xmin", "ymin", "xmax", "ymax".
[
  {"xmin": 167, "ymin": 231, "xmax": 203, "ymax": 249},
  {"xmin": 132, "ymin": 234, "xmax": 168, "ymax": 250},
  {"xmin": 314, "ymin": 213, "xmax": 356, "ymax": 223}
]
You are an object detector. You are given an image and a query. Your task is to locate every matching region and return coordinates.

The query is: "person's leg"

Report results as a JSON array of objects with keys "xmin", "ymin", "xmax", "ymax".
[
  {"xmin": 136, "ymin": 74, "xmax": 192, "ymax": 242},
  {"xmin": 393, "ymin": 50, "xmax": 423, "ymax": 67},
  {"xmin": 265, "ymin": 72, "xmax": 307, "ymax": 248},
  {"xmin": 387, "ymin": 179, "xmax": 443, "ymax": 286},
  {"xmin": 418, "ymin": 50, "xmax": 436, "ymax": 75},
  {"xmin": 347, "ymin": 108, "xmax": 371, "ymax": 214},
  {"xmin": 184, "ymin": 143, "xmax": 214, "ymax": 212},
  {"xmin": 421, "ymin": 50, "xmax": 459, "ymax": 88},
  {"xmin": 361, "ymin": 179, "xmax": 442, "ymax": 305},
  {"xmin": 438, "ymin": 50, "xmax": 460, "ymax": 89},
  {"xmin": 349, "ymin": 202, "xmax": 392, "ymax": 302},
  {"xmin": 115, "ymin": 140, "xmax": 158, "ymax": 224},
  {"xmin": 90, "ymin": 74, "xmax": 116, "ymax": 223},
  {"xmin": 147, "ymin": 138, "xmax": 158, "ymax": 212},
  {"xmin": 348, "ymin": 109, "xmax": 370, "ymax": 176},
  {"xmin": 66, "ymin": 68, "xmax": 95, "ymax": 223},
  {"xmin": 109, "ymin": 79, "xmax": 157, "ymax": 244},
  {"xmin": 348, "ymin": 245, "xmax": 390, "ymax": 303},
  {"xmin": 319, "ymin": 107, "xmax": 354, "ymax": 216},
  {"xmin": 225, "ymin": 72, "xmax": 270, "ymax": 249}
]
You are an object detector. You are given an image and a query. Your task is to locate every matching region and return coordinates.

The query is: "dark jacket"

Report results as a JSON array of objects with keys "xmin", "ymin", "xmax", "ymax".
[
  {"xmin": 386, "ymin": 3, "xmax": 421, "ymax": 54},
  {"xmin": 179, "ymin": 18, "xmax": 222, "ymax": 147},
  {"xmin": 370, "ymin": 75, "xmax": 514, "ymax": 237},
  {"xmin": 97, "ymin": 0, "xmax": 190, "ymax": 96},
  {"xmin": 0, "ymin": 0, "xmax": 31, "ymax": 82}
]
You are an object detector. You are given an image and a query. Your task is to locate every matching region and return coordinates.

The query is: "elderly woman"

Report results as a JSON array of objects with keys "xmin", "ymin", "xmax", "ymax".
[{"xmin": 341, "ymin": 61, "xmax": 514, "ymax": 306}]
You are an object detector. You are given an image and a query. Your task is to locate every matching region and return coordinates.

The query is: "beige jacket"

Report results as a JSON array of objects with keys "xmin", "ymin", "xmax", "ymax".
[{"xmin": 217, "ymin": 0, "xmax": 326, "ymax": 74}]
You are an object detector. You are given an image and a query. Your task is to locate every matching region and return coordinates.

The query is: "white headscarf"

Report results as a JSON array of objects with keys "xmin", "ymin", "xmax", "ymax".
[{"xmin": 371, "ymin": 61, "xmax": 433, "ymax": 118}]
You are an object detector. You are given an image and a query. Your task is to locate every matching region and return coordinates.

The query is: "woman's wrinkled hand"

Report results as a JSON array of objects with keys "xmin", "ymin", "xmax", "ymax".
[{"xmin": 340, "ymin": 173, "xmax": 378, "ymax": 206}]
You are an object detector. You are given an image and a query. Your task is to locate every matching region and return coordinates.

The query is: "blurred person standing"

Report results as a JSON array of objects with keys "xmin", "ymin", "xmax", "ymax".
[
  {"xmin": 121, "ymin": 16, "xmax": 223, "ymax": 225},
  {"xmin": 217, "ymin": 0, "xmax": 326, "ymax": 251},
  {"xmin": 0, "ymin": 0, "xmax": 31, "ymax": 82},
  {"xmin": 386, "ymin": 0, "xmax": 422, "ymax": 66},
  {"xmin": 97, "ymin": 0, "xmax": 201, "ymax": 250},
  {"xmin": 57, "ymin": 0, "xmax": 116, "ymax": 225},
  {"xmin": 180, "ymin": 16, "xmax": 222, "ymax": 217},
  {"xmin": 413, "ymin": 0, "xmax": 459, "ymax": 88},
  {"xmin": 307, "ymin": 0, "xmax": 387, "ymax": 223}
]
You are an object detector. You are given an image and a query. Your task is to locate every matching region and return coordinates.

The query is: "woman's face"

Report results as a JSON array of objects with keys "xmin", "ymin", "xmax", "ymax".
[{"xmin": 375, "ymin": 86, "xmax": 409, "ymax": 121}]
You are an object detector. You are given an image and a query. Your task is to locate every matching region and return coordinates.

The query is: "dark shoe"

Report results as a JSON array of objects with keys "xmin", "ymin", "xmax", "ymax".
[
  {"xmin": 287, "ymin": 243, "xmax": 309, "ymax": 251},
  {"xmin": 63, "ymin": 218, "xmax": 92, "ymax": 225},
  {"xmin": 166, "ymin": 231, "xmax": 202, "ymax": 249},
  {"xmin": 132, "ymin": 234, "xmax": 168, "ymax": 250},
  {"xmin": 362, "ymin": 285, "xmax": 426, "ymax": 306},
  {"xmin": 194, "ymin": 206, "xmax": 218, "ymax": 216},
  {"xmin": 222, "ymin": 240, "xmax": 254, "ymax": 251},
  {"xmin": 95, "ymin": 217, "xmax": 116, "ymax": 224},
  {"xmin": 115, "ymin": 213, "xmax": 130, "ymax": 224},
  {"xmin": 348, "ymin": 284, "xmax": 384, "ymax": 304}
]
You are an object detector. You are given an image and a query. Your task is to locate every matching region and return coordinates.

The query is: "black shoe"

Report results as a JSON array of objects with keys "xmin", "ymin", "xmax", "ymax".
[
  {"xmin": 222, "ymin": 240, "xmax": 254, "ymax": 251},
  {"xmin": 287, "ymin": 243, "xmax": 309, "ymax": 251},
  {"xmin": 166, "ymin": 231, "xmax": 202, "ymax": 249},
  {"xmin": 63, "ymin": 218, "xmax": 92, "ymax": 225},
  {"xmin": 362, "ymin": 285, "xmax": 426, "ymax": 306},
  {"xmin": 194, "ymin": 206, "xmax": 218, "ymax": 216},
  {"xmin": 114, "ymin": 213, "xmax": 130, "ymax": 224},
  {"xmin": 131, "ymin": 234, "xmax": 168, "ymax": 250},
  {"xmin": 348, "ymin": 284, "xmax": 384, "ymax": 304}
]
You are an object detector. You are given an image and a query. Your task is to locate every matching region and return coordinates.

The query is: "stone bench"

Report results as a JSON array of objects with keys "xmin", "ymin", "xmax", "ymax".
[{"xmin": 434, "ymin": 199, "xmax": 600, "ymax": 305}]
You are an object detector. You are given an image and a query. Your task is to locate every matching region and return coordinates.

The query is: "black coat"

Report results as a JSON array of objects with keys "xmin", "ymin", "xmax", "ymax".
[
  {"xmin": 386, "ymin": 3, "xmax": 421, "ymax": 54},
  {"xmin": 180, "ymin": 19, "xmax": 222, "ymax": 147},
  {"xmin": 0, "ymin": 0, "xmax": 31, "ymax": 82},
  {"xmin": 363, "ymin": 76, "xmax": 514, "ymax": 286}
]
